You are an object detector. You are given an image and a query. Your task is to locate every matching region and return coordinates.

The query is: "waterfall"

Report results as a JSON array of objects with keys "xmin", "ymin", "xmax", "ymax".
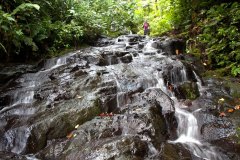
[
  {"xmin": 168, "ymin": 76, "xmax": 225, "ymax": 160},
  {"xmin": 136, "ymin": 39, "xmax": 224, "ymax": 159},
  {"xmin": 111, "ymin": 38, "xmax": 223, "ymax": 159},
  {"xmin": 12, "ymin": 91, "xmax": 34, "ymax": 106},
  {"xmin": 193, "ymin": 70, "xmax": 205, "ymax": 95},
  {"xmin": 111, "ymin": 70, "xmax": 124, "ymax": 110},
  {"xmin": 0, "ymin": 35, "xmax": 234, "ymax": 159},
  {"xmin": 170, "ymin": 105, "xmax": 223, "ymax": 160}
]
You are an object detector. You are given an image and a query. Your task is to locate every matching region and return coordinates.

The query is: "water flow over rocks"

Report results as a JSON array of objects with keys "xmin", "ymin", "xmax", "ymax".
[{"xmin": 0, "ymin": 34, "xmax": 239, "ymax": 160}]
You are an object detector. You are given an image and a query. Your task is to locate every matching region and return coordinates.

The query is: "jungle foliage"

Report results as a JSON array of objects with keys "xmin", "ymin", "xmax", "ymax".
[
  {"xmin": 130, "ymin": 0, "xmax": 240, "ymax": 77},
  {"xmin": 0, "ymin": 0, "xmax": 136, "ymax": 61},
  {"xmin": 0, "ymin": 0, "xmax": 240, "ymax": 77},
  {"xmin": 174, "ymin": 1, "xmax": 240, "ymax": 77},
  {"xmin": 196, "ymin": 2, "xmax": 240, "ymax": 77}
]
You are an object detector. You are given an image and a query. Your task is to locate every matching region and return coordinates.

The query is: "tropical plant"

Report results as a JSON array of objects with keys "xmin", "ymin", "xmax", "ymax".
[
  {"xmin": 0, "ymin": 0, "xmax": 137, "ymax": 61},
  {"xmin": 198, "ymin": 2, "xmax": 240, "ymax": 76}
]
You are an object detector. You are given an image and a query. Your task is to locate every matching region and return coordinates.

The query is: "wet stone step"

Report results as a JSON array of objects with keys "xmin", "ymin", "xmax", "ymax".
[
  {"xmin": 114, "ymin": 51, "xmax": 130, "ymax": 57},
  {"xmin": 143, "ymin": 52, "xmax": 156, "ymax": 56}
]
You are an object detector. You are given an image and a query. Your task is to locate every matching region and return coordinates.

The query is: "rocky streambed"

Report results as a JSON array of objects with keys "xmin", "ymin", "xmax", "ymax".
[{"xmin": 0, "ymin": 35, "xmax": 240, "ymax": 160}]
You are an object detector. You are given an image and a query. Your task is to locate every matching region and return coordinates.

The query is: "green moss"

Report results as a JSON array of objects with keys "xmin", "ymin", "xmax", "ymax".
[
  {"xmin": 75, "ymin": 98, "xmax": 102, "ymax": 126},
  {"xmin": 179, "ymin": 82, "xmax": 200, "ymax": 100},
  {"xmin": 224, "ymin": 81, "xmax": 240, "ymax": 98},
  {"xmin": 202, "ymin": 68, "xmax": 231, "ymax": 78},
  {"xmin": 47, "ymin": 44, "xmax": 90, "ymax": 58},
  {"xmin": 161, "ymin": 144, "xmax": 182, "ymax": 160},
  {"xmin": 237, "ymin": 128, "xmax": 240, "ymax": 144}
]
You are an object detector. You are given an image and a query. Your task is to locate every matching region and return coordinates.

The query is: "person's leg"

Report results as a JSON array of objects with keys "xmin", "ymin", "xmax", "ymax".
[{"xmin": 147, "ymin": 29, "xmax": 150, "ymax": 35}]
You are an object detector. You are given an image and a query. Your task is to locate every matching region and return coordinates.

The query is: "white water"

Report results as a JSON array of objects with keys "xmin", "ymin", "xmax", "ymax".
[
  {"xmin": 170, "ymin": 106, "xmax": 221, "ymax": 159},
  {"xmin": 110, "ymin": 70, "xmax": 124, "ymax": 109},
  {"xmin": 0, "ymin": 35, "xmax": 228, "ymax": 158},
  {"xmin": 170, "ymin": 89, "xmax": 223, "ymax": 160},
  {"xmin": 4, "ymin": 127, "xmax": 32, "ymax": 154},
  {"xmin": 111, "ymin": 39, "xmax": 224, "ymax": 160},
  {"xmin": 193, "ymin": 71, "xmax": 206, "ymax": 96}
]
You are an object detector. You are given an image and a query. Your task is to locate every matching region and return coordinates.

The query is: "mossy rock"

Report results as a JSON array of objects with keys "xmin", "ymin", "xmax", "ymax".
[
  {"xmin": 161, "ymin": 143, "xmax": 191, "ymax": 160},
  {"xmin": 178, "ymin": 82, "xmax": 200, "ymax": 100}
]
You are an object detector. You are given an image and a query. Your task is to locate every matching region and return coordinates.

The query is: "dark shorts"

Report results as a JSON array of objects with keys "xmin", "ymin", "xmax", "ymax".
[{"xmin": 144, "ymin": 29, "xmax": 150, "ymax": 35}]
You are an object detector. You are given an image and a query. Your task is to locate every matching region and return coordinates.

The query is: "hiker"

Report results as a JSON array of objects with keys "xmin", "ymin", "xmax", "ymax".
[{"xmin": 143, "ymin": 21, "xmax": 150, "ymax": 35}]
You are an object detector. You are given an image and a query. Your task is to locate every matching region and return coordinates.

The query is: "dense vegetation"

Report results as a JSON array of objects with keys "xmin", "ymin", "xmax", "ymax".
[
  {"xmin": 174, "ymin": 1, "xmax": 240, "ymax": 77},
  {"xmin": 0, "ymin": 0, "xmax": 137, "ymax": 61},
  {"xmin": 1, "ymin": 0, "xmax": 240, "ymax": 76}
]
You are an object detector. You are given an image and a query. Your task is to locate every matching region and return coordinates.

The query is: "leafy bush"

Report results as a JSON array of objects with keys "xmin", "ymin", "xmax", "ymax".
[
  {"xmin": 198, "ymin": 2, "xmax": 240, "ymax": 76},
  {"xmin": 0, "ymin": 3, "xmax": 40, "ymax": 60},
  {"xmin": 0, "ymin": 0, "xmax": 137, "ymax": 61}
]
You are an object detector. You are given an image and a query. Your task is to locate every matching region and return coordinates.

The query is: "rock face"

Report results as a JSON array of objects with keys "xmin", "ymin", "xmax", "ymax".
[{"xmin": 0, "ymin": 34, "xmax": 239, "ymax": 159}]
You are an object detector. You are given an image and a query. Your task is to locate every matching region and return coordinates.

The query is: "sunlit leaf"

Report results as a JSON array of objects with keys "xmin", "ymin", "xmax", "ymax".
[
  {"xmin": 66, "ymin": 132, "xmax": 73, "ymax": 139},
  {"xmin": 227, "ymin": 109, "xmax": 234, "ymax": 113},
  {"xmin": 235, "ymin": 105, "xmax": 240, "ymax": 110},
  {"xmin": 0, "ymin": 43, "xmax": 7, "ymax": 54},
  {"xmin": 218, "ymin": 98, "xmax": 225, "ymax": 104},
  {"xmin": 75, "ymin": 124, "xmax": 79, "ymax": 129},
  {"xmin": 12, "ymin": 3, "xmax": 40, "ymax": 15}
]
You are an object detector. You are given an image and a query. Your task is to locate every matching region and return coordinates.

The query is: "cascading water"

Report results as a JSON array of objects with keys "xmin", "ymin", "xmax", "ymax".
[
  {"xmin": 168, "ymin": 77, "xmax": 227, "ymax": 159},
  {"xmin": 0, "ymin": 34, "xmax": 236, "ymax": 159},
  {"xmin": 0, "ymin": 52, "xmax": 78, "ymax": 155},
  {"xmin": 170, "ymin": 106, "xmax": 220, "ymax": 160},
  {"xmin": 110, "ymin": 37, "xmax": 226, "ymax": 160}
]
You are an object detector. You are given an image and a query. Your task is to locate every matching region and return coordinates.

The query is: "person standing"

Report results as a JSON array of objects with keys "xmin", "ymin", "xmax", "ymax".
[{"xmin": 143, "ymin": 21, "xmax": 150, "ymax": 35}]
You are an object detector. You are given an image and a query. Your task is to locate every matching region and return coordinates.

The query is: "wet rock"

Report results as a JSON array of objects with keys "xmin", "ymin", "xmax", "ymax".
[
  {"xmin": 70, "ymin": 65, "xmax": 80, "ymax": 72},
  {"xmin": 0, "ymin": 34, "xmax": 238, "ymax": 159},
  {"xmin": 0, "ymin": 95, "xmax": 11, "ymax": 108},
  {"xmin": 157, "ymin": 38, "xmax": 185, "ymax": 55},
  {"xmin": 0, "ymin": 64, "xmax": 35, "ymax": 86},
  {"xmin": 0, "ymin": 151, "xmax": 29, "ymax": 160},
  {"xmin": 94, "ymin": 36, "xmax": 115, "ymax": 47},
  {"xmin": 33, "ymin": 93, "xmax": 43, "ymax": 100},
  {"xmin": 98, "ymin": 96, "xmax": 118, "ymax": 113},
  {"xmin": 128, "ymin": 42, "xmax": 138, "ymax": 46},
  {"xmin": 138, "ymin": 43, "xmax": 144, "ymax": 49},
  {"xmin": 176, "ymin": 82, "xmax": 200, "ymax": 100},
  {"xmin": 36, "ymin": 139, "xmax": 68, "ymax": 160},
  {"xmin": 97, "ymin": 86, "xmax": 117, "ymax": 96},
  {"xmin": 182, "ymin": 99, "xmax": 192, "ymax": 107},
  {"xmin": 160, "ymin": 143, "xmax": 192, "ymax": 160},
  {"xmin": 62, "ymin": 136, "xmax": 149, "ymax": 160},
  {"xmin": 49, "ymin": 73, "xmax": 56, "ymax": 80},
  {"xmin": 81, "ymin": 54, "xmax": 100, "ymax": 66},
  {"xmin": 119, "ymin": 54, "xmax": 133, "ymax": 63},
  {"xmin": 150, "ymin": 41, "xmax": 160, "ymax": 49},
  {"xmin": 40, "ymin": 99, "xmax": 169, "ymax": 159},
  {"xmin": 143, "ymin": 52, "xmax": 156, "ymax": 56},
  {"xmin": 211, "ymin": 138, "xmax": 240, "ymax": 160},
  {"xmin": 98, "ymin": 54, "xmax": 118, "ymax": 66},
  {"xmin": 25, "ymin": 98, "xmax": 102, "ymax": 154},
  {"xmin": 30, "ymin": 79, "xmax": 175, "ymax": 159},
  {"xmin": 114, "ymin": 51, "xmax": 129, "ymax": 57},
  {"xmin": 195, "ymin": 111, "xmax": 235, "ymax": 141},
  {"xmin": 73, "ymin": 70, "xmax": 87, "ymax": 77}
]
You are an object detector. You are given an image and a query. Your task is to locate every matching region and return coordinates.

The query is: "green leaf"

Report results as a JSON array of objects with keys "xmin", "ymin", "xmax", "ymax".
[
  {"xmin": 231, "ymin": 65, "xmax": 240, "ymax": 76},
  {"xmin": 0, "ymin": 43, "xmax": 7, "ymax": 54},
  {"xmin": 4, "ymin": 14, "xmax": 15, "ymax": 22},
  {"xmin": 12, "ymin": 3, "xmax": 40, "ymax": 15},
  {"xmin": 1, "ymin": 25, "xmax": 9, "ymax": 31}
]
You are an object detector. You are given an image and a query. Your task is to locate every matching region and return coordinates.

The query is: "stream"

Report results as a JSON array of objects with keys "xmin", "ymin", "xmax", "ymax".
[{"xmin": 0, "ymin": 34, "xmax": 239, "ymax": 160}]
